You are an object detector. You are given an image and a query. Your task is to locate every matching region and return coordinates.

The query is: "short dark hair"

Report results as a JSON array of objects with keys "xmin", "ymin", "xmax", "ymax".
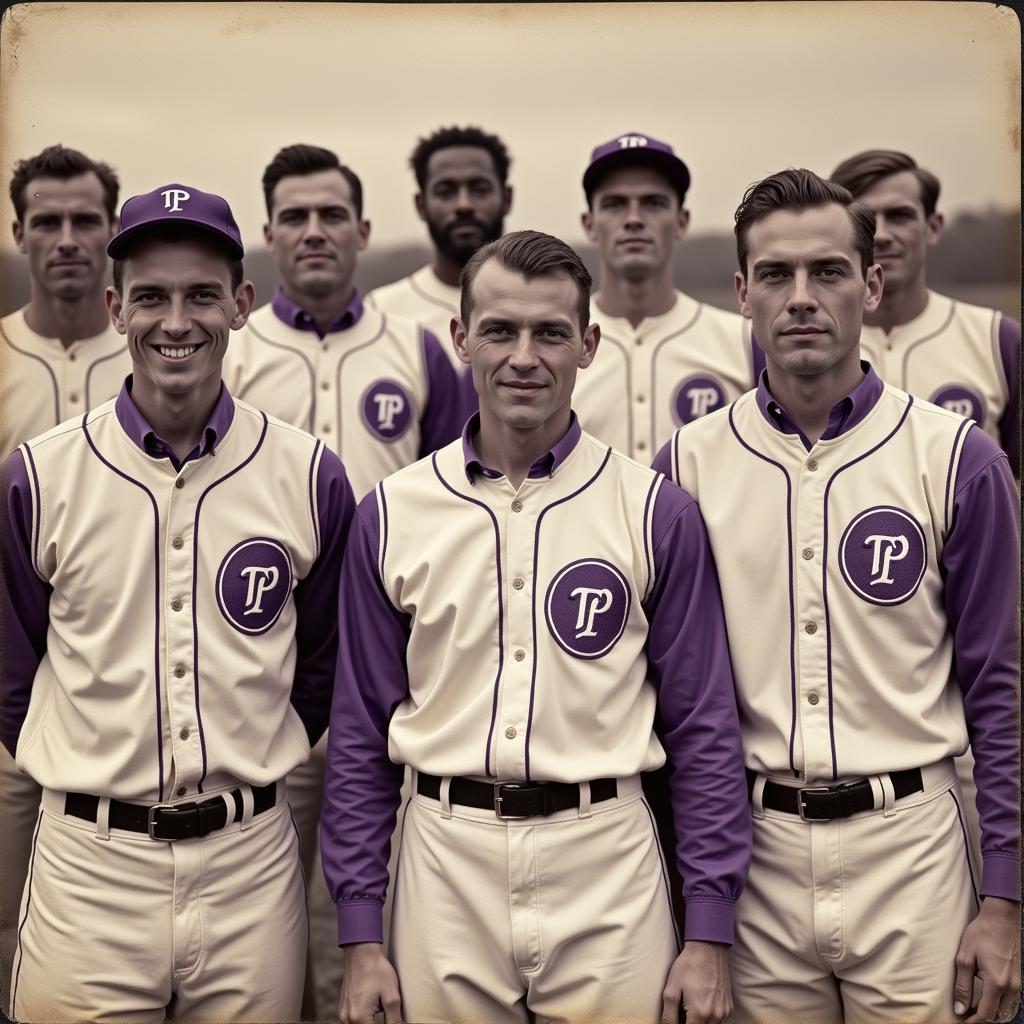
[
  {"xmin": 829, "ymin": 149, "xmax": 941, "ymax": 218},
  {"xmin": 734, "ymin": 168, "xmax": 876, "ymax": 278},
  {"xmin": 10, "ymin": 144, "xmax": 119, "ymax": 223},
  {"xmin": 111, "ymin": 222, "xmax": 244, "ymax": 295},
  {"xmin": 460, "ymin": 230, "xmax": 592, "ymax": 335},
  {"xmin": 261, "ymin": 144, "xmax": 364, "ymax": 220},
  {"xmin": 410, "ymin": 126, "xmax": 511, "ymax": 191}
]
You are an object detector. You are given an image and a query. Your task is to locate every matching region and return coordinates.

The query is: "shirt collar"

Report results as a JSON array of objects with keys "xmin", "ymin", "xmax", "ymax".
[
  {"xmin": 755, "ymin": 361, "xmax": 883, "ymax": 449},
  {"xmin": 115, "ymin": 375, "xmax": 235, "ymax": 470},
  {"xmin": 462, "ymin": 412, "xmax": 582, "ymax": 484},
  {"xmin": 270, "ymin": 284, "xmax": 364, "ymax": 337}
]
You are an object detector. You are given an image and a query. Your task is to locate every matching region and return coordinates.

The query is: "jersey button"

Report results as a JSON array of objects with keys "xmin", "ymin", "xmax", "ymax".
[
  {"xmin": 505, "ymin": 726, "xmax": 517, "ymax": 739},
  {"xmin": 807, "ymin": 459, "xmax": 819, "ymax": 472},
  {"xmin": 180, "ymin": 727, "xmax": 190, "ymax": 740},
  {"xmin": 173, "ymin": 664, "xmax": 186, "ymax": 678},
  {"xmin": 175, "ymin": 477, "xmax": 185, "ymax": 489},
  {"xmin": 807, "ymin": 692, "xmax": 820, "ymax": 705},
  {"xmin": 172, "ymin": 536, "xmax": 184, "ymax": 550},
  {"xmin": 637, "ymin": 440, "xmax": 647, "ymax": 452},
  {"xmin": 802, "ymin": 548, "xmax": 814, "ymax": 560},
  {"xmin": 68, "ymin": 351, "xmax": 77, "ymax": 362},
  {"xmin": 635, "ymin": 337, "xmax": 644, "ymax": 347},
  {"xmin": 636, "ymin": 394, "xmax": 646, "ymax": 403},
  {"xmin": 511, "ymin": 500, "xmax": 523, "ymax": 513},
  {"xmin": 512, "ymin": 577, "xmax": 525, "ymax": 591},
  {"xmin": 69, "ymin": 392, "xmax": 80, "ymax": 403},
  {"xmin": 176, "ymin": 786, "xmax": 187, "ymax": 797},
  {"xmin": 320, "ymin": 381, "xmax": 329, "ymax": 391},
  {"xmin": 171, "ymin": 599, "xmax": 183, "ymax": 612},
  {"xmin": 322, "ymin": 424, "xmax": 331, "ymax": 433},
  {"xmin": 513, "ymin": 649, "xmax": 526, "ymax": 662},
  {"xmin": 804, "ymin": 622, "xmax": 818, "ymax": 635}
]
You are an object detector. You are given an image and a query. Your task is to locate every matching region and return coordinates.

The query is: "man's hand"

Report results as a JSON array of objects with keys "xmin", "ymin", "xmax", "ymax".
[
  {"xmin": 954, "ymin": 896, "xmax": 1021, "ymax": 1023},
  {"xmin": 661, "ymin": 939, "xmax": 732, "ymax": 1024},
  {"xmin": 339, "ymin": 942, "xmax": 403, "ymax": 1024}
]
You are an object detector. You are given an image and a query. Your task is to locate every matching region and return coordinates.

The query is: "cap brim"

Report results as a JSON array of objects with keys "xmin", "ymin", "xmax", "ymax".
[
  {"xmin": 107, "ymin": 217, "xmax": 244, "ymax": 259},
  {"xmin": 583, "ymin": 149, "xmax": 691, "ymax": 202}
]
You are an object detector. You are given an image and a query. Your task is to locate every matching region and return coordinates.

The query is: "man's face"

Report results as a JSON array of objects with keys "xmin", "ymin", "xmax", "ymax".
[
  {"xmin": 855, "ymin": 170, "xmax": 942, "ymax": 293},
  {"xmin": 582, "ymin": 166, "xmax": 688, "ymax": 282},
  {"xmin": 453, "ymin": 261, "xmax": 599, "ymax": 432},
  {"xmin": 12, "ymin": 173, "xmax": 114, "ymax": 301},
  {"xmin": 264, "ymin": 169, "xmax": 369, "ymax": 300},
  {"xmin": 416, "ymin": 146, "xmax": 510, "ymax": 267},
  {"xmin": 735, "ymin": 204, "xmax": 882, "ymax": 378},
  {"xmin": 107, "ymin": 235, "xmax": 254, "ymax": 399}
]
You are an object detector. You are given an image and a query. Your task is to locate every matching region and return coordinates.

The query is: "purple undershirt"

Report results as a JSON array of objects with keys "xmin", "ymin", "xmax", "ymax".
[{"xmin": 320, "ymin": 418, "xmax": 751, "ymax": 947}]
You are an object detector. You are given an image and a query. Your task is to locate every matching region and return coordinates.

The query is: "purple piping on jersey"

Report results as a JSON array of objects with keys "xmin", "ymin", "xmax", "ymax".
[
  {"xmin": 308, "ymin": 441, "xmax": 323, "ymax": 555},
  {"xmin": 82, "ymin": 413, "xmax": 165, "ymax": 801},
  {"xmin": 20, "ymin": 445, "xmax": 43, "ymax": 580},
  {"xmin": 820, "ymin": 397, "xmax": 914, "ymax": 780},
  {"xmin": 640, "ymin": 795, "xmax": 682, "ymax": 951},
  {"xmin": 192, "ymin": 412, "xmax": 270, "ymax": 792},
  {"xmin": 378, "ymin": 483, "xmax": 390, "ymax": 582},
  {"xmin": 335, "ymin": 318, "xmax": 387, "ymax": 449},
  {"xmin": 593, "ymin": 332, "xmax": 634, "ymax": 455},
  {"xmin": 949, "ymin": 789, "xmax": 980, "ymax": 910},
  {"xmin": 1, "ymin": 323, "xmax": 60, "ymax": 426},
  {"xmin": 898, "ymin": 301, "xmax": 956, "ymax": 390},
  {"xmin": 642, "ymin": 474, "xmax": 659, "ymax": 600},
  {"xmin": 525, "ymin": 448, "xmax": 613, "ymax": 780},
  {"xmin": 248, "ymin": 322, "xmax": 318, "ymax": 434},
  {"xmin": 10, "ymin": 809, "xmax": 43, "ymax": 1017},
  {"xmin": 430, "ymin": 452, "xmax": 505, "ymax": 777},
  {"xmin": 417, "ymin": 326, "xmax": 431, "ymax": 409},
  {"xmin": 409, "ymin": 273, "xmax": 458, "ymax": 315},
  {"xmin": 943, "ymin": 419, "xmax": 974, "ymax": 534},
  {"xmin": 671, "ymin": 431, "xmax": 681, "ymax": 490},
  {"xmin": 83, "ymin": 348, "xmax": 127, "ymax": 407},
  {"xmin": 727, "ymin": 403, "xmax": 798, "ymax": 776},
  {"xmin": 649, "ymin": 306, "xmax": 702, "ymax": 446}
]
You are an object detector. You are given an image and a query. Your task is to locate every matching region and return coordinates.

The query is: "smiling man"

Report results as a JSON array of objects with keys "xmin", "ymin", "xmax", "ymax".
[
  {"xmin": 654, "ymin": 169, "xmax": 1020, "ymax": 1024},
  {"xmin": 0, "ymin": 183, "xmax": 354, "ymax": 1022},
  {"xmin": 322, "ymin": 229, "xmax": 751, "ymax": 1024},
  {"xmin": 572, "ymin": 132, "xmax": 762, "ymax": 461}
]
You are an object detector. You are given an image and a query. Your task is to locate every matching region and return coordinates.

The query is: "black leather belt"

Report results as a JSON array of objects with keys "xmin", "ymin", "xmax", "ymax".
[
  {"xmin": 747, "ymin": 768, "xmax": 923, "ymax": 821},
  {"xmin": 64, "ymin": 783, "xmax": 277, "ymax": 841},
  {"xmin": 417, "ymin": 773, "xmax": 617, "ymax": 820}
]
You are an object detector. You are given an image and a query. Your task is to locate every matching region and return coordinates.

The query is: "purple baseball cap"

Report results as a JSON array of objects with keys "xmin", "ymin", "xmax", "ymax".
[
  {"xmin": 582, "ymin": 132, "xmax": 691, "ymax": 204},
  {"xmin": 107, "ymin": 183, "xmax": 244, "ymax": 259}
]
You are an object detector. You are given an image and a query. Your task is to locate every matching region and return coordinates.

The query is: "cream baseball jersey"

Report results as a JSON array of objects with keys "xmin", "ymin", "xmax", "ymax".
[
  {"xmin": 572, "ymin": 289, "xmax": 763, "ymax": 460},
  {"xmin": 653, "ymin": 366, "xmax": 1020, "ymax": 901},
  {"xmin": 321, "ymin": 415, "xmax": 751, "ymax": 947},
  {"xmin": 859, "ymin": 290, "xmax": 1020, "ymax": 475},
  {"xmin": 223, "ymin": 288, "xmax": 463, "ymax": 497},
  {"xmin": 0, "ymin": 307, "xmax": 130, "ymax": 458},
  {"xmin": 0, "ymin": 381, "xmax": 354, "ymax": 802}
]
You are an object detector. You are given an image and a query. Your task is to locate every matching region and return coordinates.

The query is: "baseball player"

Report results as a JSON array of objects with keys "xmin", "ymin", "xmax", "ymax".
[
  {"xmin": 573, "ymin": 132, "xmax": 763, "ymax": 461},
  {"xmin": 322, "ymin": 229, "xmax": 751, "ymax": 1024},
  {"xmin": 653, "ymin": 169, "xmax": 1020, "ymax": 1024},
  {"xmin": 0, "ymin": 183, "xmax": 354, "ymax": 1022},
  {"xmin": 0, "ymin": 142, "xmax": 130, "ymax": 1014}
]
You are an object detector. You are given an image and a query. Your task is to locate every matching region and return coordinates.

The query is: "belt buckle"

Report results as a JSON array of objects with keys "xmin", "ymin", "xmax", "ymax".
[
  {"xmin": 493, "ymin": 782, "xmax": 533, "ymax": 820},
  {"xmin": 147, "ymin": 803, "xmax": 178, "ymax": 841},
  {"xmin": 797, "ymin": 786, "xmax": 831, "ymax": 821}
]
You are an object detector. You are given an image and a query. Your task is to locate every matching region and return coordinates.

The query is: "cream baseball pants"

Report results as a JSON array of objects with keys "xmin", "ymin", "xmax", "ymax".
[{"xmin": 390, "ymin": 773, "xmax": 679, "ymax": 1024}]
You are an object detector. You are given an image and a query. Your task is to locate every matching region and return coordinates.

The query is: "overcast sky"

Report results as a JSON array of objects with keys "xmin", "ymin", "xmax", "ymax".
[{"xmin": 0, "ymin": 2, "xmax": 1019, "ymax": 255}]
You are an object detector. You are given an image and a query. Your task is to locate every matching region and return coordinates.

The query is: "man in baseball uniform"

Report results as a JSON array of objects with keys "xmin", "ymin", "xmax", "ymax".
[
  {"xmin": 0, "ymin": 183, "xmax": 354, "ymax": 1022},
  {"xmin": 574, "ymin": 132, "xmax": 763, "ymax": 461},
  {"xmin": 654, "ymin": 169, "xmax": 1020, "ymax": 1023},
  {"xmin": 830, "ymin": 149, "xmax": 1019, "ymax": 477},
  {"xmin": 0, "ymin": 142, "xmax": 131, "ymax": 1014},
  {"xmin": 322, "ymin": 229, "xmax": 751, "ymax": 1024}
]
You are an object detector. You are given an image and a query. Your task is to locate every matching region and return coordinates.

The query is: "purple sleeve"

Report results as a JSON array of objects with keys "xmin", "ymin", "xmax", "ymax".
[
  {"xmin": 943, "ymin": 426, "xmax": 1020, "ymax": 900},
  {"xmin": 651, "ymin": 436, "xmax": 674, "ymax": 478},
  {"xmin": 995, "ymin": 315, "xmax": 1019, "ymax": 478},
  {"xmin": 0, "ymin": 449, "xmax": 51, "ymax": 757},
  {"xmin": 644, "ymin": 480, "xmax": 751, "ymax": 944},
  {"xmin": 320, "ymin": 491, "xmax": 409, "ymax": 945},
  {"xmin": 290, "ymin": 446, "xmax": 355, "ymax": 745},
  {"xmin": 418, "ymin": 329, "xmax": 464, "ymax": 457}
]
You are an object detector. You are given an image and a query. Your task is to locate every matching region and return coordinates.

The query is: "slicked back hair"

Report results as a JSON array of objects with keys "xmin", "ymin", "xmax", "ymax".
[
  {"xmin": 261, "ymin": 144, "xmax": 364, "ymax": 219},
  {"xmin": 734, "ymin": 168, "xmax": 876, "ymax": 278},
  {"xmin": 460, "ymin": 230, "xmax": 592, "ymax": 336},
  {"xmin": 410, "ymin": 125, "xmax": 511, "ymax": 191},
  {"xmin": 10, "ymin": 144, "xmax": 119, "ymax": 223},
  {"xmin": 830, "ymin": 149, "xmax": 941, "ymax": 218}
]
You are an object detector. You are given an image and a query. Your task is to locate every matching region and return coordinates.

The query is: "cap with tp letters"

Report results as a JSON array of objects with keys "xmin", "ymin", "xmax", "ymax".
[{"xmin": 582, "ymin": 133, "xmax": 691, "ymax": 204}]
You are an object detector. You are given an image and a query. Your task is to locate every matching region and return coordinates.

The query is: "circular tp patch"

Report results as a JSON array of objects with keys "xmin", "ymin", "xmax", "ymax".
[
  {"xmin": 839, "ymin": 507, "xmax": 927, "ymax": 606},
  {"xmin": 545, "ymin": 559, "xmax": 631, "ymax": 659},
  {"xmin": 216, "ymin": 538, "xmax": 293, "ymax": 634},
  {"xmin": 930, "ymin": 385, "xmax": 984, "ymax": 427},
  {"xmin": 361, "ymin": 379, "xmax": 414, "ymax": 442},
  {"xmin": 673, "ymin": 375, "xmax": 726, "ymax": 425}
]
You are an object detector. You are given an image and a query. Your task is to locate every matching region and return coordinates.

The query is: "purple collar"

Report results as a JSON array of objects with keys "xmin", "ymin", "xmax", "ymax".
[
  {"xmin": 755, "ymin": 362, "xmax": 883, "ymax": 450},
  {"xmin": 115, "ymin": 375, "xmax": 235, "ymax": 471},
  {"xmin": 463, "ymin": 412, "xmax": 582, "ymax": 484},
  {"xmin": 271, "ymin": 284, "xmax": 364, "ymax": 338}
]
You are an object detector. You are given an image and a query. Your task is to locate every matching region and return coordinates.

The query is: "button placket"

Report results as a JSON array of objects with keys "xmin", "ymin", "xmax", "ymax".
[{"xmin": 632, "ymin": 327, "xmax": 654, "ymax": 461}]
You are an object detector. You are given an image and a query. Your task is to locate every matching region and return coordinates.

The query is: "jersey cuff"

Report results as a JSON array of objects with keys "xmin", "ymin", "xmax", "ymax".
[
  {"xmin": 980, "ymin": 853, "xmax": 1021, "ymax": 902},
  {"xmin": 682, "ymin": 897, "xmax": 736, "ymax": 945},
  {"xmin": 336, "ymin": 899, "xmax": 384, "ymax": 946}
]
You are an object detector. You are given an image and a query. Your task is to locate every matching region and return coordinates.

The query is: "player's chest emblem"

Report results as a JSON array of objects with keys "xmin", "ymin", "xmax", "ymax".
[
  {"xmin": 838, "ymin": 506, "xmax": 927, "ymax": 606},
  {"xmin": 672, "ymin": 375, "xmax": 726, "ymax": 425},
  {"xmin": 361, "ymin": 379, "xmax": 414, "ymax": 442},
  {"xmin": 216, "ymin": 538, "xmax": 293, "ymax": 634},
  {"xmin": 545, "ymin": 559, "xmax": 631, "ymax": 659},
  {"xmin": 930, "ymin": 385, "xmax": 985, "ymax": 427}
]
